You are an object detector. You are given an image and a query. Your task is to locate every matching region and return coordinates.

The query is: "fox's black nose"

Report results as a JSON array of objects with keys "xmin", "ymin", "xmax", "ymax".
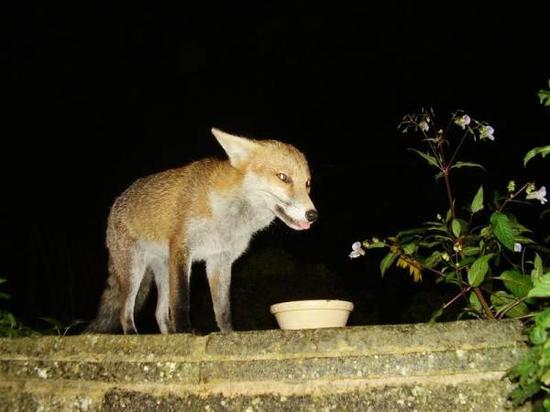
[{"xmin": 305, "ymin": 209, "xmax": 318, "ymax": 223}]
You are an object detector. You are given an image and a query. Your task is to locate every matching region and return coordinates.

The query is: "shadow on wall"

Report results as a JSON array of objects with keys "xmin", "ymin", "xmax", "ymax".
[
  {"xmin": 133, "ymin": 246, "xmax": 457, "ymax": 334},
  {"xmin": 135, "ymin": 246, "xmax": 366, "ymax": 334}
]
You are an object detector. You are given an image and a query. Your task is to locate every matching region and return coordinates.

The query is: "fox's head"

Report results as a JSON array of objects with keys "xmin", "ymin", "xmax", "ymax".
[{"xmin": 212, "ymin": 128, "xmax": 318, "ymax": 231}]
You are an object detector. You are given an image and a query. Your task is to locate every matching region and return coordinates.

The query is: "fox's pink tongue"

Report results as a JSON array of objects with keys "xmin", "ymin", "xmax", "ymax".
[{"xmin": 298, "ymin": 221, "xmax": 311, "ymax": 230}]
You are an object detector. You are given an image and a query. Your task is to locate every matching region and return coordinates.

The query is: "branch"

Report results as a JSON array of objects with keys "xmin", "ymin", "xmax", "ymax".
[{"xmin": 473, "ymin": 287, "xmax": 496, "ymax": 319}]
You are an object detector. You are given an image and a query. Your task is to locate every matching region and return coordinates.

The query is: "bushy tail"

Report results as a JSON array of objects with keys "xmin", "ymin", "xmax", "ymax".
[{"xmin": 84, "ymin": 260, "xmax": 153, "ymax": 334}]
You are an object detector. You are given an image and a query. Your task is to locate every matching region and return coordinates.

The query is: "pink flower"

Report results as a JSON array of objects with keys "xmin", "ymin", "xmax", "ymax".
[
  {"xmin": 454, "ymin": 114, "xmax": 471, "ymax": 129},
  {"xmin": 526, "ymin": 186, "xmax": 547, "ymax": 205},
  {"xmin": 479, "ymin": 125, "xmax": 495, "ymax": 141},
  {"xmin": 349, "ymin": 242, "xmax": 366, "ymax": 259}
]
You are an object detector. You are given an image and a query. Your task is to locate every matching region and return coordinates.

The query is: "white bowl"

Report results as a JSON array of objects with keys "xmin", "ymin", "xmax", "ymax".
[{"xmin": 270, "ymin": 299, "xmax": 354, "ymax": 330}]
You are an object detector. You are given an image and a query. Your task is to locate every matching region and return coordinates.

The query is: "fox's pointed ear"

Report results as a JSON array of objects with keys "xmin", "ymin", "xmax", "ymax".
[{"xmin": 211, "ymin": 128, "xmax": 259, "ymax": 168}]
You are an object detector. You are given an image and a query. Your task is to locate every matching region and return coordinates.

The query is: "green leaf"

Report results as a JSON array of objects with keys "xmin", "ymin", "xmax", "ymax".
[
  {"xmin": 365, "ymin": 242, "xmax": 386, "ymax": 249},
  {"xmin": 541, "ymin": 370, "xmax": 550, "ymax": 386},
  {"xmin": 443, "ymin": 271, "xmax": 457, "ymax": 285},
  {"xmin": 535, "ymin": 308, "xmax": 550, "ymax": 329},
  {"xmin": 7, "ymin": 313, "xmax": 16, "ymax": 328},
  {"xmin": 469, "ymin": 292, "xmax": 482, "ymax": 313},
  {"xmin": 402, "ymin": 243, "xmax": 418, "ymax": 255},
  {"xmin": 429, "ymin": 308, "xmax": 443, "ymax": 323},
  {"xmin": 509, "ymin": 218, "xmax": 533, "ymax": 234},
  {"xmin": 451, "ymin": 219, "xmax": 462, "ymax": 237},
  {"xmin": 445, "ymin": 208, "xmax": 453, "ymax": 223},
  {"xmin": 397, "ymin": 228, "xmax": 426, "ymax": 237},
  {"xmin": 396, "ymin": 228, "xmax": 426, "ymax": 244},
  {"xmin": 467, "ymin": 254, "xmax": 494, "ymax": 287},
  {"xmin": 450, "ymin": 161, "xmax": 486, "ymax": 171},
  {"xmin": 480, "ymin": 225, "xmax": 492, "ymax": 239},
  {"xmin": 540, "ymin": 347, "xmax": 550, "ymax": 367},
  {"xmin": 530, "ymin": 325, "xmax": 548, "ymax": 345},
  {"xmin": 528, "ymin": 273, "xmax": 550, "ymax": 298},
  {"xmin": 533, "ymin": 253, "xmax": 544, "ymax": 282},
  {"xmin": 458, "ymin": 256, "xmax": 477, "ymax": 269},
  {"xmin": 470, "ymin": 186, "xmax": 484, "ymax": 214},
  {"xmin": 0, "ymin": 292, "xmax": 11, "ymax": 300},
  {"xmin": 462, "ymin": 247, "xmax": 480, "ymax": 257},
  {"xmin": 426, "ymin": 225, "xmax": 449, "ymax": 234},
  {"xmin": 538, "ymin": 88, "xmax": 550, "ymax": 107},
  {"xmin": 515, "ymin": 236, "xmax": 536, "ymax": 245},
  {"xmin": 523, "ymin": 145, "xmax": 550, "ymax": 166},
  {"xmin": 510, "ymin": 381, "xmax": 541, "ymax": 406},
  {"xmin": 490, "ymin": 291, "xmax": 529, "ymax": 318},
  {"xmin": 433, "ymin": 234, "xmax": 454, "ymax": 242},
  {"xmin": 501, "ymin": 270, "xmax": 533, "ymax": 299},
  {"xmin": 380, "ymin": 252, "xmax": 398, "ymax": 276},
  {"xmin": 408, "ymin": 149, "xmax": 440, "ymax": 168},
  {"xmin": 418, "ymin": 240, "xmax": 442, "ymax": 248},
  {"xmin": 490, "ymin": 212, "xmax": 516, "ymax": 251},
  {"xmin": 424, "ymin": 251, "xmax": 442, "ymax": 268}
]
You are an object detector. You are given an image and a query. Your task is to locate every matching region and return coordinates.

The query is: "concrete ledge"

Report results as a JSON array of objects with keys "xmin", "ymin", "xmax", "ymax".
[{"xmin": 0, "ymin": 320, "xmax": 529, "ymax": 411}]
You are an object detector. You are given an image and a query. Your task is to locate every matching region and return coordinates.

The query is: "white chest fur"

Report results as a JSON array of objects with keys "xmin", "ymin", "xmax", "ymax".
[{"xmin": 186, "ymin": 190, "xmax": 275, "ymax": 262}]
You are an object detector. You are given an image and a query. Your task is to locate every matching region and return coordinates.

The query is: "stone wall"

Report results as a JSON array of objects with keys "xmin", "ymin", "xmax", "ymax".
[{"xmin": 0, "ymin": 320, "xmax": 529, "ymax": 411}]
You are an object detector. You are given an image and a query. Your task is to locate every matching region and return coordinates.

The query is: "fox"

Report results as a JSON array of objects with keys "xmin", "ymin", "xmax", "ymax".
[{"xmin": 85, "ymin": 128, "xmax": 317, "ymax": 334}]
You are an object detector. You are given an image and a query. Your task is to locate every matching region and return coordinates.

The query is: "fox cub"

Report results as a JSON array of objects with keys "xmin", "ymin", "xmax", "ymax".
[{"xmin": 86, "ymin": 128, "xmax": 317, "ymax": 334}]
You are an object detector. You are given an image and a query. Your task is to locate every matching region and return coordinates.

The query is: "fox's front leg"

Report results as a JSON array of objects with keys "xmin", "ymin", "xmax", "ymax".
[
  {"xmin": 168, "ymin": 243, "xmax": 191, "ymax": 333},
  {"xmin": 206, "ymin": 254, "xmax": 233, "ymax": 332}
]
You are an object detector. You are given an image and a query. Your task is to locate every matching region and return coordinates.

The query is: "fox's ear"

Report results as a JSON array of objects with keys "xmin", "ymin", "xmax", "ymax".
[{"xmin": 211, "ymin": 128, "xmax": 259, "ymax": 168}]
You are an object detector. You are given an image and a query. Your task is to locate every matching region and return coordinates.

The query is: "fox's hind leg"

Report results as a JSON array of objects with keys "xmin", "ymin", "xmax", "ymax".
[
  {"xmin": 150, "ymin": 257, "xmax": 170, "ymax": 334},
  {"xmin": 168, "ymin": 243, "xmax": 192, "ymax": 333},
  {"xmin": 114, "ymin": 244, "xmax": 147, "ymax": 334}
]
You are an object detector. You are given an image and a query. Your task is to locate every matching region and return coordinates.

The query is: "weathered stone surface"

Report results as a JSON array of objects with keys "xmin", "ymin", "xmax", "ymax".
[
  {"xmin": 0, "ymin": 358, "xmax": 201, "ymax": 384},
  {"xmin": 0, "ymin": 333, "xmax": 200, "ymax": 361},
  {"xmin": 0, "ymin": 320, "xmax": 530, "ymax": 411},
  {"xmin": 199, "ymin": 346, "xmax": 525, "ymax": 383},
  {"xmin": 99, "ymin": 380, "xmax": 529, "ymax": 412},
  {"xmin": 205, "ymin": 319, "xmax": 525, "ymax": 357},
  {"xmin": 0, "ymin": 378, "xmax": 529, "ymax": 412}
]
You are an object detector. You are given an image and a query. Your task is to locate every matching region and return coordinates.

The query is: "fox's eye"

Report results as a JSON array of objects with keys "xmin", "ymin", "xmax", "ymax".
[{"xmin": 277, "ymin": 173, "xmax": 290, "ymax": 183}]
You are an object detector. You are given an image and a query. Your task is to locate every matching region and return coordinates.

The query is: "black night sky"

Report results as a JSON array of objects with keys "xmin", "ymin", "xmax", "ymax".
[{"xmin": 5, "ymin": 3, "xmax": 549, "ymax": 333}]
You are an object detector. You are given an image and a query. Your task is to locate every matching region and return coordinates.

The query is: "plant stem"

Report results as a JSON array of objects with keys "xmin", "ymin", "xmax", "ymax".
[
  {"xmin": 473, "ymin": 287, "xmax": 496, "ymax": 319},
  {"xmin": 455, "ymin": 267, "xmax": 468, "ymax": 306},
  {"xmin": 443, "ymin": 286, "xmax": 472, "ymax": 310},
  {"xmin": 419, "ymin": 127, "xmax": 443, "ymax": 167},
  {"xmin": 443, "ymin": 170, "xmax": 455, "ymax": 219},
  {"xmin": 496, "ymin": 295, "xmax": 528, "ymax": 319},
  {"xmin": 498, "ymin": 183, "xmax": 530, "ymax": 212},
  {"xmin": 447, "ymin": 131, "xmax": 469, "ymax": 166},
  {"xmin": 521, "ymin": 246, "xmax": 527, "ymax": 276}
]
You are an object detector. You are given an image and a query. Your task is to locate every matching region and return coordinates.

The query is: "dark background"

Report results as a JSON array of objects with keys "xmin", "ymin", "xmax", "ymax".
[{"xmin": 5, "ymin": 2, "xmax": 549, "ymax": 333}]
